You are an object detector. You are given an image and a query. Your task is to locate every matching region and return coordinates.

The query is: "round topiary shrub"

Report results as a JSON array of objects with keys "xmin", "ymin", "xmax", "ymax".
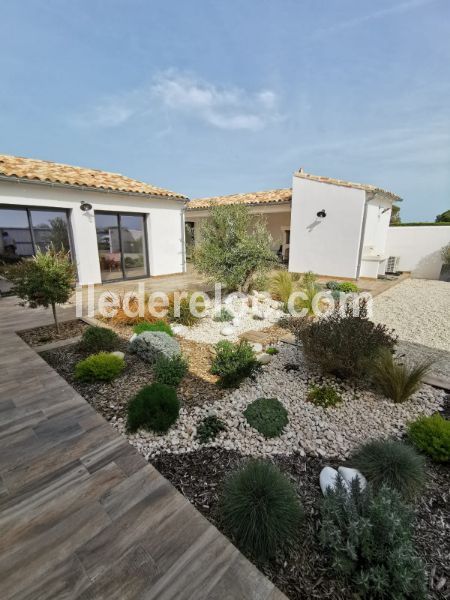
[
  {"xmin": 220, "ymin": 460, "xmax": 303, "ymax": 561},
  {"xmin": 153, "ymin": 354, "xmax": 188, "ymax": 387},
  {"xmin": 211, "ymin": 340, "xmax": 259, "ymax": 388},
  {"xmin": 129, "ymin": 331, "xmax": 180, "ymax": 364},
  {"xmin": 350, "ymin": 438, "xmax": 425, "ymax": 501},
  {"xmin": 133, "ymin": 320, "xmax": 173, "ymax": 336},
  {"xmin": 408, "ymin": 413, "xmax": 450, "ymax": 463},
  {"xmin": 244, "ymin": 398, "xmax": 288, "ymax": 438},
  {"xmin": 75, "ymin": 352, "xmax": 124, "ymax": 382},
  {"xmin": 80, "ymin": 325, "xmax": 120, "ymax": 353},
  {"xmin": 196, "ymin": 415, "xmax": 227, "ymax": 444},
  {"xmin": 127, "ymin": 383, "xmax": 180, "ymax": 433}
]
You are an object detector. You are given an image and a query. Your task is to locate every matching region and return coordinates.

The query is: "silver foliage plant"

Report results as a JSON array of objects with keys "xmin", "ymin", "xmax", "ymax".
[{"xmin": 129, "ymin": 331, "xmax": 181, "ymax": 364}]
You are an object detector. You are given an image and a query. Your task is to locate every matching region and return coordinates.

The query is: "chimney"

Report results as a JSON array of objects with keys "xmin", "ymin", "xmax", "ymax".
[{"xmin": 298, "ymin": 167, "xmax": 304, "ymax": 173}]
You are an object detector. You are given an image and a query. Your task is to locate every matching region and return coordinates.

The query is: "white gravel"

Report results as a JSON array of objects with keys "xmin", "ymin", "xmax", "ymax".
[
  {"xmin": 373, "ymin": 278, "xmax": 450, "ymax": 351},
  {"xmin": 112, "ymin": 344, "xmax": 446, "ymax": 461}
]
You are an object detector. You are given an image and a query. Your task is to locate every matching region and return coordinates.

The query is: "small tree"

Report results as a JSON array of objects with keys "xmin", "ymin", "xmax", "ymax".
[
  {"xmin": 193, "ymin": 204, "xmax": 278, "ymax": 292},
  {"xmin": 8, "ymin": 246, "xmax": 76, "ymax": 332},
  {"xmin": 435, "ymin": 209, "xmax": 450, "ymax": 223},
  {"xmin": 390, "ymin": 205, "xmax": 401, "ymax": 224}
]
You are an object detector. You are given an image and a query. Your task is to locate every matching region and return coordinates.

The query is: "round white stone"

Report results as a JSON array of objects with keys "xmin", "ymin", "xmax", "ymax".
[
  {"xmin": 256, "ymin": 353, "xmax": 271, "ymax": 364},
  {"xmin": 338, "ymin": 466, "xmax": 367, "ymax": 490},
  {"xmin": 220, "ymin": 325, "xmax": 234, "ymax": 336},
  {"xmin": 111, "ymin": 351, "xmax": 125, "ymax": 360}
]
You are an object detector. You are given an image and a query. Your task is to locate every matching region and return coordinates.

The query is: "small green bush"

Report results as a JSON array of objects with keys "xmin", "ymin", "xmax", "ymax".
[
  {"xmin": 265, "ymin": 346, "xmax": 279, "ymax": 355},
  {"xmin": 244, "ymin": 398, "xmax": 288, "ymax": 438},
  {"xmin": 308, "ymin": 385, "xmax": 342, "ymax": 408},
  {"xmin": 133, "ymin": 320, "xmax": 173, "ymax": 336},
  {"xmin": 213, "ymin": 307, "xmax": 234, "ymax": 322},
  {"xmin": 80, "ymin": 325, "xmax": 120, "ymax": 353},
  {"xmin": 408, "ymin": 413, "xmax": 450, "ymax": 463},
  {"xmin": 154, "ymin": 353, "xmax": 188, "ymax": 387},
  {"xmin": 75, "ymin": 352, "xmax": 124, "ymax": 382},
  {"xmin": 370, "ymin": 349, "xmax": 431, "ymax": 403},
  {"xmin": 220, "ymin": 460, "xmax": 303, "ymax": 561},
  {"xmin": 326, "ymin": 281, "xmax": 359, "ymax": 293},
  {"xmin": 211, "ymin": 340, "xmax": 259, "ymax": 388},
  {"xmin": 196, "ymin": 415, "xmax": 227, "ymax": 443},
  {"xmin": 298, "ymin": 310, "xmax": 397, "ymax": 379},
  {"xmin": 320, "ymin": 478, "xmax": 426, "ymax": 599},
  {"xmin": 127, "ymin": 383, "xmax": 180, "ymax": 433},
  {"xmin": 351, "ymin": 439, "xmax": 425, "ymax": 501},
  {"xmin": 167, "ymin": 293, "xmax": 203, "ymax": 326}
]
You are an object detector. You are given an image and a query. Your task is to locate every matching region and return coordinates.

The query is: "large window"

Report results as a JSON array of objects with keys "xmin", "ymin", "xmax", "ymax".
[
  {"xmin": 95, "ymin": 212, "xmax": 148, "ymax": 281},
  {"xmin": 0, "ymin": 207, "xmax": 71, "ymax": 260}
]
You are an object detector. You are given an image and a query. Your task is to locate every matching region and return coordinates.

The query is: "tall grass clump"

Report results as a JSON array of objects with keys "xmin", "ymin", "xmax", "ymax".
[
  {"xmin": 370, "ymin": 349, "xmax": 432, "ymax": 403},
  {"xmin": 220, "ymin": 460, "xmax": 303, "ymax": 561},
  {"xmin": 270, "ymin": 270, "xmax": 296, "ymax": 307},
  {"xmin": 351, "ymin": 438, "xmax": 425, "ymax": 501}
]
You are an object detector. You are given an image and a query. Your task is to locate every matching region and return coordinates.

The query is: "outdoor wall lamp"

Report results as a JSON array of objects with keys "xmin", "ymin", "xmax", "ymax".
[
  {"xmin": 316, "ymin": 209, "xmax": 327, "ymax": 218},
  {"xmin": 80, "ymin": 201, "xmax": 93, "ymax": 212}
]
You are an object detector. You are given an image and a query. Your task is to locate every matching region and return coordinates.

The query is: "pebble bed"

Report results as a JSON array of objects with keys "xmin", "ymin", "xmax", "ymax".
[
  {"xmin": 112, "ymin": 343, "xmax": 446, "ymax": 461},
  {"xmin": 373, "ymin": 278, "xmax": 450, "ymax": 352}
]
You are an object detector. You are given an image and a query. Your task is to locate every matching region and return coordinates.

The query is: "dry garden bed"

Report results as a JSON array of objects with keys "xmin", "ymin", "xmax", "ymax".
[
  {"xmin": 18, "ymin": 318, "xmax": 88, "ymax": 347},
  {"xmin": 37, "ymin": 292, "xmax": 450, "ymax": 600}
]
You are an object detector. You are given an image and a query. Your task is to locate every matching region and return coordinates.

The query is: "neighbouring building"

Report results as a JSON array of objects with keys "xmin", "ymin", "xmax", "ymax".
[{"xmin": 0, "ymin": 154, "xmax": 187, "ymax": 285}]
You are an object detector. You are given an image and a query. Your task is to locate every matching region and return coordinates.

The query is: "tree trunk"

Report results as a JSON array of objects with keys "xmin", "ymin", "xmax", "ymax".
[
  {"xmin": 51, "ymin": 302, "xmax": 60, "ymax": 333},
  {"xmin": 242, "ymin": 271, "xmax": 255, "ymax": 294}
]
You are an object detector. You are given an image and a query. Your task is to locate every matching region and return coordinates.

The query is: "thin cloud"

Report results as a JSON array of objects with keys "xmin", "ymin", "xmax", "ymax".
[
  {"xmin": 315, "ymin": 0, "xmax": 438, "ymax": 35},
  {"xmin": 76, "ymin": 72, "xmax": 281, "ymax": 132}
]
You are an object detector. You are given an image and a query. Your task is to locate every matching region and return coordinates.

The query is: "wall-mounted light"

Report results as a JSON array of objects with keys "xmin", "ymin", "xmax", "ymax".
[
  {"xmin": 316, "ymin": 209, "xmax": 327, "ymax": 219},
  {"xmin": 80, "ymin": 201, "xmax": 92, "ymax": 212}
]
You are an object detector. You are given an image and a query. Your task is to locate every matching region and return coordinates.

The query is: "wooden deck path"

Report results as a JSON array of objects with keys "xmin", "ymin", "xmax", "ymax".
[{"xmin": 0, "ymin": 297, "xmax": 285, "ymax": 600}]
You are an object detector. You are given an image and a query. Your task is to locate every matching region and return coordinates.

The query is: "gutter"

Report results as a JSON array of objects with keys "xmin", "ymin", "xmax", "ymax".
[{"xmin": 0, "ymin": 174, "xmax": 188, "ymax": 203}]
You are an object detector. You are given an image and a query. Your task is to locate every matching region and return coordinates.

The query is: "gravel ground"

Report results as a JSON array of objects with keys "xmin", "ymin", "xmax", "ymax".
[
  {"xmin": 18, "ymin": 319, "xmax": 88, "ymax": 347},
  {"xmin": 116, "ymin": 343, "xmax": 446, "ymax": 460},
  {"xmin": 152, "ymin": 448, "xmax": 450, "ymax": 600},
  {"xmin": 373, "ymin": 279, "xmax": 450, "ymax": 351}
]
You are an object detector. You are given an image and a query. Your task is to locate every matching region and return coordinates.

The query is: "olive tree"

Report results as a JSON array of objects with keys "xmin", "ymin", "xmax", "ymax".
[
  {"xmin": 8, "ymin": 246, "xmax": 76, "ymax": 332},
  {"xmin": 193, "ymin": 204, "xmax": 278, "ymax": 292}
]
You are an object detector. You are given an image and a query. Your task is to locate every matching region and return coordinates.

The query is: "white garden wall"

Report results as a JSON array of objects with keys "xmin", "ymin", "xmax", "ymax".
[
  {"xmin": 0, "ymin": 181, "xmax": 185, "ymax": 284},
  {"xmin": 386, "ymin": 226, "xmax": 450, "ymax": 279}
]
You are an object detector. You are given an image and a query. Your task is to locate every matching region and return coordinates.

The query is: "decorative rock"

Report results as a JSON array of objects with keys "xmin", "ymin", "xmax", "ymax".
[
  {"xmin": 220, "ymin": 325, "xmax": 234, "ymax": 336},
  {"xmin": 338, "ymin": 466, "xmax": 367, "ymax": 490},
  {"xmin": 320, "ymin": 467, "xmax": 349, "ymax": 495},
  {"xmin": 252, "ymin": 310, "xmax": 265, "ymax": 321},
  {"xmin": 111, "ymin": 351, "xmax": 125, "ymax": 360},
  {"xmin": 256, "ymin": 353, "xmax": 271, "ymax": 365},
  {"xmin": 250, "ymin": 342, "xmax": 263, "ymax": 353},
  {"xmin": 231, "ymin": 317, "xmax": 241, "ymax": 327},
  {"xmin": 171, "ymin": 325, "xmax": 183, "ymax": 335},
  {"xmin": 130, "ymin": 333, "xmax": 137, "ymax": 342}
]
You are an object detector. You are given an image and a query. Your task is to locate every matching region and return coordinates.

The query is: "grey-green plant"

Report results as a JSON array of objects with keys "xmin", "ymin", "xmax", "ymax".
[
  {"xmin": 370, "ymin": 349, "xmax": 432, "ymax": 403},
  {"xmin": 196, "ymin": 415, "xmax": 227, "ymax": 443},
  {"xmin": 351, "ymin": 438, "xmax": 425, "ymax": 501},
  {"xmin": 320, "ymin": 477, "xmax": 426, "ymax": 599},
  {"xmin": 193, "ymin": 204, "xmax": 278, "ymax": 292},
  {"xmin": 244, "ymin": 397, "xmax": 288, "ymax": 438},
  {"xmin": 8, "ymin": 246, "xmax": 76, "ymax": 332},
  {"xmin": 130, "ymin": 331, "xmax": 180, "ymax": 364},
  {"xmin": 153, "ymin": 353, "xmax": 188, "ymax": 387},
  {"xmin": 213, "ymin": 307, "xmax": 234, "ymax": 322},
  {"xmin": 220, "ymin": 460, "xmax": 303, "ymax": 561}
]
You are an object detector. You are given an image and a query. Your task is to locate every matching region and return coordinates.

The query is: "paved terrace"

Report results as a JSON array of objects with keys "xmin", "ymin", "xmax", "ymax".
[{"xmin": 0, "ymin": 295, "xmax": 285, "ymax": 600}]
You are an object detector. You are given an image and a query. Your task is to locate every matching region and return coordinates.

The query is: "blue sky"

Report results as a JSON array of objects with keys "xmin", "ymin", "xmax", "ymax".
[{"xmin": 1, "ymin": 0, "xmax": 449, "ymax": 220}]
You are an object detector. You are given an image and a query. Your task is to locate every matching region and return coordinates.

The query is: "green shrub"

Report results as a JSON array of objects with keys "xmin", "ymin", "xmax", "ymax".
[
  {"xmin": 326, "ymin": 281, "xmax": 359, "ymax": 293},
  {"xmin": 213, "ymin": 307, "xmax": 234, "ymax": 322},
  {"xmin": 308, "ymin": 385, "xmax": 342, "ymax": 408},
  {"xmin": 370, "ymin": 349, "xmax": 431, "ymax": 403},
  {"xmin": 129, "ymin": 331, "xmax": 180, "ymax": 364},
  {"xmin": 75, "ymin": 352, "xmax": 124, "ymax": 382},
  {"xmin": 211, "ymin": 340, "xmax": 259, "ymax": 388},
  {"xmin": 408, "ymin": 413, "xmax": 450, "ymax": 463},
  {"xmin": 80, "ymin": 326, "xmax": 120, "ymax": 352},
  {"xmin": 265, "ymin": 346, "xmax": 279, "ymax": 355},
  {"xmin": 320, "ymin": 478, "xmax": 426, "ymax": 599},
  {"xmin": 154, "ymin": 353, "xmax": 188, "ymax": 387},
  {"xmin": 167, "ymin": 293, "xmax": 203, "ymax": 326},
  {"xmin": 298, "ymin": 310, "xmax": 397, "ymax": 379},
  {"xmin": 133, "ymin": 320, "xmax": 173, "ymax": 336},
  {"xmin": 244, "ymin": 398, "xmax": 288, "ymax": 438},
  {"xmin": 127, "ymin": 383, "xmax": 180, "ymax": 433},
  {"xmin": 251, "ymin": 272, "xmax": 269, "ymax": 292},
  {"xmin": 196, "ymin": 415, "xmax": 227, "ymax": 443},
  {"xmin": 220, "ymin": 460, "xmax": 303, "ymax": 561},
  {"xmin": 351, "ymin": 439, "xmax": 425, "ymax": 501}
]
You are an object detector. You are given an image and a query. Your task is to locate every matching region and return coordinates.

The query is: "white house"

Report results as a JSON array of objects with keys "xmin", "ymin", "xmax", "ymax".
[
  {"xmin": 187, "ymin": 169, "xmax": 404, "ymax": 280},
  {"xmin": 0, "ymin": 154, "xmax": 187, "ymax": 285}
]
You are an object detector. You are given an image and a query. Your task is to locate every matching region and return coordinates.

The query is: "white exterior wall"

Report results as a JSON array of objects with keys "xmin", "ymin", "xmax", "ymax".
[
  {"xmin": 0, "ymin": 180, "xmax": 185, "ymax": 284},
  {"xmin": 289, "ymin": 176, "xmax": 366, "ymax": 279},
  {"xmin": 386, "ymin": 226, "xmax": 450, "ymax": 279},
  {"xmin": 359, "ymin": 195, "xmax": 393, "ymax": 278}
]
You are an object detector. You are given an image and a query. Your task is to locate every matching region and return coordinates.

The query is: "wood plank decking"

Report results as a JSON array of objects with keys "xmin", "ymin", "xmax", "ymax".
[{"xmin": 0, "ymin": 297, "xmax": 285, "ymax": 600}]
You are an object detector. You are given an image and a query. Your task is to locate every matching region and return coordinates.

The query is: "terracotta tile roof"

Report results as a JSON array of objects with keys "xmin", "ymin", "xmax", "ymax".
[
  {"xmin": 294, "ymin": 170, "xmax": 401, "ymax": 201},
  {"xmin": 0, "ymin": 154, "xmax": 186, "ymax": 199},
  {"xmin": 187, "ymin": 188, "xmax": 292, "ymax": 210}
]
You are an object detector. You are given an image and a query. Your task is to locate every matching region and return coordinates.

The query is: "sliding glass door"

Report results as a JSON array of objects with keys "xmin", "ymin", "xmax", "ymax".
[{"xmin": 95, "ymin": 211, "xmax": 148, "ymax": 281}]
